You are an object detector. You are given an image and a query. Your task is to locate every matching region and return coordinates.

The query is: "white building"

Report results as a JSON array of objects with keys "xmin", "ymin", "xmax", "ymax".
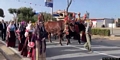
[{"xmin": 90, "ymin": 18, "xmax": 114, "ymax": 28}]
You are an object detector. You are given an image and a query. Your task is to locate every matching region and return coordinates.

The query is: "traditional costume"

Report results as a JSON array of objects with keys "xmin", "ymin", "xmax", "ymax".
[
  {"xmin": 64, "ymin": 15, "xmax": 69, "ymax": 35},
  {"xmin": 21, "ymin": 23, "xmax": 34, "ymax": 57},
  {"xmin": 6, "ymin": 21, "xmax": 16, "ymax": 47},
  {"xmin": 32, "ymin": 21, "xmax": 47, "ymax": 60},
  {"xmin": 16, "ymin": 21, "xmax": 26, "ymax": 51}
]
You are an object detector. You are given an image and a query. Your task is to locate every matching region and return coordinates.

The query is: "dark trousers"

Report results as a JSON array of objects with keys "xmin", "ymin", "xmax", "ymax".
[{"xmin": 1, "ymin": 29, "xmax": 6, "ymax": 40}]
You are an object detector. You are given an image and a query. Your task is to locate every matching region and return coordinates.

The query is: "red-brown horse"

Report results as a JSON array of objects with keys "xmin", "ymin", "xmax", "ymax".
[
  {"xmin": 44, "ymin": 20, "xmax": 64, "ymax": 45},
  {"xmin": 44, "ymin": 20, "xmax": 84, "ymax": 45}
]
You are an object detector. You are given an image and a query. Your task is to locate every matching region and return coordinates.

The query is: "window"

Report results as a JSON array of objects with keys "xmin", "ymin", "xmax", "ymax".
[{"xmin": 59, "ymin": 13, "xmax": 63, "ymax": 16}]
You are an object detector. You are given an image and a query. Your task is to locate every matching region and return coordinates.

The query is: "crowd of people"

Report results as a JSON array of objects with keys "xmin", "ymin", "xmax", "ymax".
[
  {"xmin": 0, "ymin": 12, "xmax": 93, "ymax": 60},
  {"xmin": 0, "ymin": 13, "xmax": 47, "ymax": 60}
]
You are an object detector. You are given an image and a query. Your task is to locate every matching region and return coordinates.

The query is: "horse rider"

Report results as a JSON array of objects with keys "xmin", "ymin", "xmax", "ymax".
[
  {"xmin": 71, "ymin": 13, "xmax": 76, "ymax": 25},
  {"xmin": 63, "ymin": 14, "xmax": 70, "ymax": 35},
  {"xmin": 63, "ymin": 13, "xmax": 76, "ymax": 35}
]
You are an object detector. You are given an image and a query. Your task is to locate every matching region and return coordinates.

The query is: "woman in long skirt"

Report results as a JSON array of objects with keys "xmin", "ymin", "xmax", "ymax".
[
  {"xmin": 21, "ymin": 23, "xmax": 34, "ymax": 57},
  {"xmin": 17, "ymin": 21, "xmax": 26, "ymax": 51},
  {"xmin": 6, "ymin": 21, "xmax": 16, "ymax": 47}
]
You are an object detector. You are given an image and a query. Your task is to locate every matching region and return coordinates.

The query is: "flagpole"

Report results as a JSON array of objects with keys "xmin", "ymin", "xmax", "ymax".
[{"xmin": 51, "ymin": 7, "xmax": 53, "ymax": 21}]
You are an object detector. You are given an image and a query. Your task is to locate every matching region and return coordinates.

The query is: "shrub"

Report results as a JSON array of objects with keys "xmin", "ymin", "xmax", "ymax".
[{"xmin": 91, "ymin": 28, "xmax": 110, "ymax": 36}]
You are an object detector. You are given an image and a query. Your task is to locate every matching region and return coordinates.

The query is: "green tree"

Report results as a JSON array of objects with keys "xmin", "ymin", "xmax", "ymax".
[
  {"xmin": 0, "ymin": 8, "xmax": 4, "ymax": 17},
  {"xmin": 8, "ymin": 7, "xmax": 36, "ymax": 22},
  {"xmin": 8, "ymin": 7, "xmax": 54, "ymax": 22},
  {"xmin": 8, "ymin": 8, "xmax": 19, "ymax": 17}
]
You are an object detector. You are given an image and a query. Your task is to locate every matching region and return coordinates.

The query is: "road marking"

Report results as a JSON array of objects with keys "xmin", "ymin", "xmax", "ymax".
[
  {"xmin": 49, "ymin": 41, "xmax": 120, "ymax": 58},
  {"xmin": 47, "ymin": 52, "xmax": 101, "ymax": 60}
]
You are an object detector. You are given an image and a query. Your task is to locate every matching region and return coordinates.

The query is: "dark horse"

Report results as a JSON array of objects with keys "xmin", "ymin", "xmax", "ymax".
[
  {"xmin": 65, "ymin": 21, "xmax": 85, "ymax": 45},
  {"xmin": 44, "ymin": 20, "xmax": 85, "ymax": 45}
]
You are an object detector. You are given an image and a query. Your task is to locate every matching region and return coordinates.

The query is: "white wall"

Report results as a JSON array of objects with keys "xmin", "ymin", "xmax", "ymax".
[
  {"xmin": 104, "ymin": 18, "xmax": 114, "ymax": 27},
  {"xmin": 92, "ymin": 21, "xmax": 97, "ymax": 27},
  {"xmin": 96, "ymin": 20, "xmax": 104, "ymax": 27},
  {"xmin": 108, "ymin": 23, "xmax": 116, "ymax": 28}
]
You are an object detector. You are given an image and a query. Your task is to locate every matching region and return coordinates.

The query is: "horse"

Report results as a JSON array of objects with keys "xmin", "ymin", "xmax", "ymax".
[
  {"xmin": 44, "ymin": 20, "xmax": 64, "ymax": 45},
  {"xmin": 65, "ymin": 20, "xmax": 84, "ymax": 45},
  {"xmin": 44, "ymin": 20, "xmax": 85, "ymax": 45}
]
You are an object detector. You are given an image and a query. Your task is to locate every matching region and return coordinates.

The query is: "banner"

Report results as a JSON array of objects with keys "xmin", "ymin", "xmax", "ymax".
[{"xmin": 45, "ymin": 0, "xmax": 53, "ymax": 8}]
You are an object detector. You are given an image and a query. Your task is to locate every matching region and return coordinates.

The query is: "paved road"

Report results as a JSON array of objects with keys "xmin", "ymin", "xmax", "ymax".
[
  {"xmin": 1, "ymin": 37, "xmax": 120, "ymax": 60},
  {"xmin": 46, "ymin": 38, "xmax": 120, "ymax": 60}
]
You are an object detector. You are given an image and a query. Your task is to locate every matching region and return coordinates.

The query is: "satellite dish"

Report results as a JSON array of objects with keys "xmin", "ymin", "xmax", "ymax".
[{"xmin": 0, "ymin": 8, "xmax": 5, "ymax": 17}]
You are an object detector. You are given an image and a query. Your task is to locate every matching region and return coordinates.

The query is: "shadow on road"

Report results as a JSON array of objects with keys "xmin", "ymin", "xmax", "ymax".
[{"xmin": 51, "ymin": 55, "xmax": 110, "ymax": 60}]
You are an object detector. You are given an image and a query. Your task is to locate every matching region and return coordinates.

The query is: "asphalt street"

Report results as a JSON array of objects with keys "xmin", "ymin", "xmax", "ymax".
[
  {"xmin": 1, "ymin": 37, "xmax": 120, "ymax": 60},
  {"xmin": 46, "ymin": 38, "xmax": 120, "ymax": 60}
]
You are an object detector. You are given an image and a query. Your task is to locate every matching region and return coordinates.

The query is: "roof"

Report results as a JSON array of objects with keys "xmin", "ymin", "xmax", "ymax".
[
  {"xmin": 89, "ymin": 18, "xmax": 104, "ymax": 20},
  {"xmin": 89, "ymin": 18, "xmax": 114, "ymax": 20},
  {"xmin": 53, "ymin": 10, "xmax": 77, "ymax": 14}
]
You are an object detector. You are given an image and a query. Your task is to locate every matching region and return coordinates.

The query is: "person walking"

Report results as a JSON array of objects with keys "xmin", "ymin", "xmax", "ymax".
[
  {"xmin": 32, "ymin": 21, "xmax": 47, "ymax": 60},
  {"xmin": 0, "ymin": 20, "xmax": 7, "ymax": 41},
  {"xmin": 17, "ymin": 21, "xmax": 26, "ymax": 51},
  {"xmin": 21, "ymin": 22, "xmax": 34, "ymax": 57},
  {"xmin": 84, "ymin": 19, "xmax": 92, "ymax": 52},
  {"xmin": 6, "ymin": 21, "xmax": 16, "ymax": 47}
]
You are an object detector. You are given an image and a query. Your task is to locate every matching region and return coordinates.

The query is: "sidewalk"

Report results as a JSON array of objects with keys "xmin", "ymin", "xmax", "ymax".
[
  {"xmin": 91, "ymin": 36, "xmax": 120, "ymax": 47},
  {"xmin": 0, "ymin": 51, "xmax": 7, "ymax": 60},
  {"xmin": 92, "ymin": 35, "xmax": 120, "ymax": 40},
  {"xmin": 0, "ymin": 40, "xmax": 30, "ymax": 60}
]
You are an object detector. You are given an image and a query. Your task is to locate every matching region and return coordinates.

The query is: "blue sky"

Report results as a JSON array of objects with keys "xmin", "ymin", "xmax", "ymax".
[{"xmin": 0, "ymin": 0, "xmax": 120, "ymax": 21}]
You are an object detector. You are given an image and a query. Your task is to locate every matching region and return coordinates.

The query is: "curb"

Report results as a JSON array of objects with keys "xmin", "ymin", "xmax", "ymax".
[
  {"xmin": 0, "ymin": 48, "xmax": 11, "ymax": 60},
  {"xmin": 0, "ymin": 40, "xmax": 30, "ymax": 60}
]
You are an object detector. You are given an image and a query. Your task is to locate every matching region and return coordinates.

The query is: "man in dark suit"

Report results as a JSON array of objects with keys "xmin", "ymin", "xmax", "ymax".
[{"xmin": 0, "ymin": 20, "xmax": 7, "ymax": 41}]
